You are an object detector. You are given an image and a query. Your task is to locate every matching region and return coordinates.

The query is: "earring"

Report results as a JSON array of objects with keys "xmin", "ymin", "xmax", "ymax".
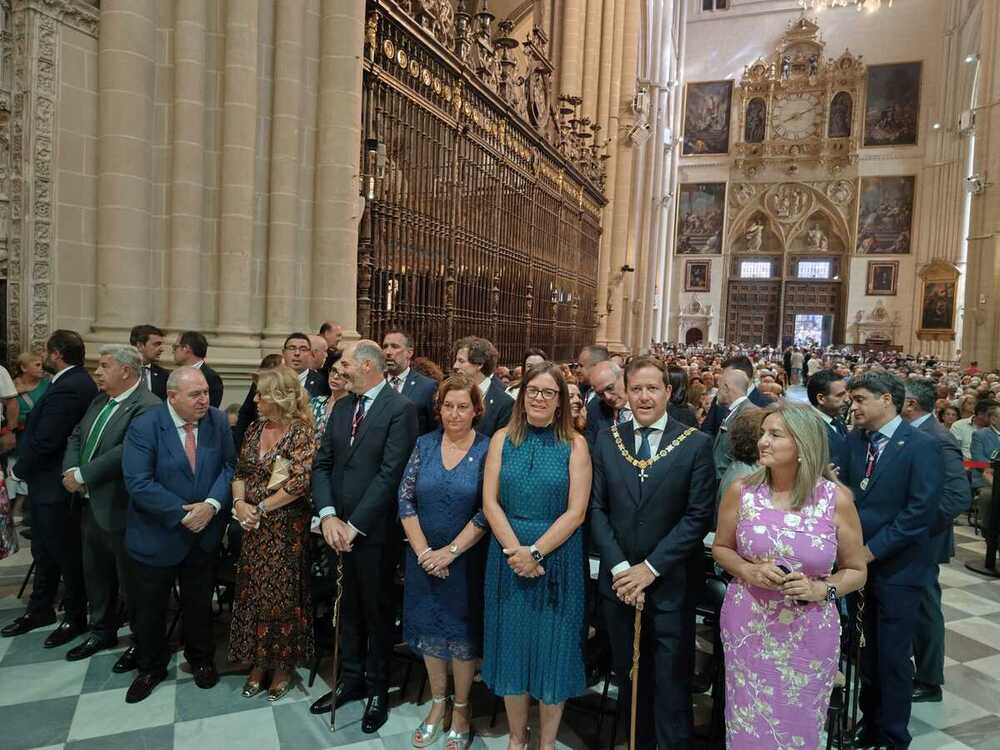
[{"xmin": 797, "ymin": 457, "xmax": 802, "ymax": 463}]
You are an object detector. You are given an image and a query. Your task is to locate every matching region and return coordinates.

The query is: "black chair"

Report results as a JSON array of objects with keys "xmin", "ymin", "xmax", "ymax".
[
  {"xmin": 695, "ymin": 571, "xmax": 728, "ymax": 744},
  {"xmin": 826, "ymin": 594, "xmax": 863, "ymax": 750}
]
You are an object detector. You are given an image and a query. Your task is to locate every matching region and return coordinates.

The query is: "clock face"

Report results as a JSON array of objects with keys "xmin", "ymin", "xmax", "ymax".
[{"xmin": 771, "ymin": 93, "xmax": 821, "ymax": 141}]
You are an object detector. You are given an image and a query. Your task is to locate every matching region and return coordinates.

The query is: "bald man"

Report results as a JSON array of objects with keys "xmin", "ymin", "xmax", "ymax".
[{"xmin": 713, "ymin": 368, "xmax": 751, "ymax": 480}]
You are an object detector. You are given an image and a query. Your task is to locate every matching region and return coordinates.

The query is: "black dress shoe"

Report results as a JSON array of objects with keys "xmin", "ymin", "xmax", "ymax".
[
  {"xmin": 66, "ymin": 635, "xmax": 118, "ymax": 661},
  {"xmin": 113, "ymin": 646, "xmax": 138, "ymax": 674},
  {"xmin": 853, "ymin": 722, "xmax": 884, "ymax": 750},
  {"xmin": 361, "ymin": 692, "xmax": 389, "ymax": 734},
  {"xmin": 125, "ymin": 669, "xmax": 168, "ymax": 704},
  {"xmin": 43, "ymin": 620, "xmax": 86, "ymax": 648},
  {"xmin": 912, "ymin": 682, "xmax": 943, "ymax": 702},
  {"xmin": 309, "ymin": 682, "xmax": 366, "ymax": 715},
  {"xmin": 193, "ymin": 663, "xmax": 219, "ymax": 689},
  {"xmin": 1, "ymin": 611, "xmax": 56, "ymax": 638}
]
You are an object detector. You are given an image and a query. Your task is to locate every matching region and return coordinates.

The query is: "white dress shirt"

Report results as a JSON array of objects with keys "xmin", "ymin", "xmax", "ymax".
[
  {"xmin": 167, "ymin": 402, "xmax": 221, "ymax": 514},
  {"xmin": 478, "ymin": 375, "xmax": 492, "ymax": 397},
  {"xmin": 51, "ymin": 365, "xmax": 75, "ymax": 384},
  {"xmin": 69, "ymin": 380, "xmax": 142, "ymax": 487},
  {"xmin": 297, "ymin": 369, "xmax": 309, "ymax": 387},
  {"xmin": 388, "ymin": 367, "xmax": 410, "ymax": 392},
  {"xmin": 610, "ymin": 412, "xmax": 671, "ymax": 579}
]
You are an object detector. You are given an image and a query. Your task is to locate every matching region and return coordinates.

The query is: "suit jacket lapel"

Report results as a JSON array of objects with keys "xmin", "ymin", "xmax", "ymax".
[
  {"xmin": 160, "ymin": 407, "xmax": 194, "ymax": 480},
  {"xmin": 348, "ymin": 387, "xmax": 390, "ymax": 456},
  {"xmin": 613, "ymin": 421, "xmax": 641, "ymax": 506},
  {"xmin": 639, "ymin": 420, "xmax": 687, "ymax": 504},
  {"xmin": 867, "ymin": 422, "xmax": 908, "ymax": 493}
]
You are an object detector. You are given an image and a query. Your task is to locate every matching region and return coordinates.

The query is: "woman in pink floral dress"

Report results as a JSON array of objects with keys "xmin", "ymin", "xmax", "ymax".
[{"xmin": 713, "ymin": 404, "xmax": 867, "ymax": 750}]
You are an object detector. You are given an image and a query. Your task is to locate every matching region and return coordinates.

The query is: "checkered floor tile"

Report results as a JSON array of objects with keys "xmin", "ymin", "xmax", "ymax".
[{"xmin": 2, "ymin": 525, "xmax": 1000, "ymax": 749}]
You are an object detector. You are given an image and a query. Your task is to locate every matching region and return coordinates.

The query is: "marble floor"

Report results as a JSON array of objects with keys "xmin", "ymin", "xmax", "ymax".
[{"xmin": 1, "ymin": 522, "xmax": 999, "ymax": 750}]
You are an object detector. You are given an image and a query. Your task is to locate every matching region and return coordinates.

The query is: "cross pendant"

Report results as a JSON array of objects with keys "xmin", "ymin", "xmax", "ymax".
[{"xmin": 638, "ymin": 468, "xmax": 648, "ymax": 482}]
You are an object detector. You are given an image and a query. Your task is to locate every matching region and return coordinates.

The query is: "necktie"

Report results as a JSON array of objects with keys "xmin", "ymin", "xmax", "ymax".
[
  {"xmin": 637, "ymin": 427, "xmax": 652, "ymax": 461},
  {"xmin": 352, "ymin": 396, "xmax": 367, "ymax": 439},
  {"xmin": 861, "ymin": 431, "xmax": 885, "ymax": 490},
  {"xmin": 833, "ymin": 417, "xmax": 848, "ymax": 438},
  {"xmin": 183, "ymin": 423, "xmax": 197, "ymax": 472},
  {"xmin": 144, "ymin": 365, "xmax": 152, "ymax": 390},
  {"xmin": 81, "ymin": 399, "xmax": 117, "ymax": 464},
  {"xmin": 617, "ymin": 407, "xmax": 632, "ymax": 425},
  {"xmin": 390, "ymin": 376, "xmax": 402, "ymax": 392}
]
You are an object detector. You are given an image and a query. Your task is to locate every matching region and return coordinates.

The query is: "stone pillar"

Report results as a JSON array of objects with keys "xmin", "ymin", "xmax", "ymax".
[
  {"xmin": 311, "ymin": 0, "xmax": 364, "ymax": 337},
  {"xmin": 216, "ymin": 0, "xmax": 260, "ymax": 344},
  {"xmin": 92, "ymin": 0, "xmax": 156, "ymax": 337},
  {"xmin": 263, "ymin": 0, "xmax": 306, "ymax": 342},
  {"xmin": 166, "ymin": 0, "xmax": 207, "ymax": 330},
  {"xmin": 601, "ymin": 0, "xmax": 641, "ymax": 351},
  {"xmin": 581, "ymin": 0, "xmax": 603, "ymax": 122},
  {"xmin": 558, "ymin": 0, "xmax": 585, "ymax": 98}
]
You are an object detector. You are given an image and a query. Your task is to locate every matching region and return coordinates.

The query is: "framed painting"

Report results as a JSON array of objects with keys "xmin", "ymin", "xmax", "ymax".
[
  {"xmin": 866, "ymin": 261, "xmax": 898, "ymax": 296},
  {"xmin": 856, "ymin": 176, "xmax": 915, "ymax": 254},
  {"xmin": 864, "ymin": 62, "xmax": 921, "ymax": 147},
  {"xmin": 684, "ymin": 260, "xmax": 711, "ymax": 292},
  {"xmin": 917, "ymin": 259, "xmax": 959, "ymax": 340},
  {"xmin": 682, "ymin": 80, "xmax": 733, "ymax": 156},
  {"xmin": 675, "ymin": 183, "xmax": 726, "ymax": 255}
]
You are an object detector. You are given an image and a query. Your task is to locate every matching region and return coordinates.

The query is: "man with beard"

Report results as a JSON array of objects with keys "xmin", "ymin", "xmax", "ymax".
[{"xmin": 383, "ymin": 329, "xmax": 437, "ymax": 434}]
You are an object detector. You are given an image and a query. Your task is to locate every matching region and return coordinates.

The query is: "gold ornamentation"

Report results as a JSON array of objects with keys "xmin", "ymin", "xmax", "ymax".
[
  {"xmin": 382, "ymin": 39, "xmax": 395, "ymax": 60},
  {"xmin": 421, "ymin": 67, "xmax": 432, "ymax": 87},
  {"xmin": 611, "ymin": 425, "xmax": 697, "ymax": 482},
  {"xmin": 397, "ymin": 49, "xmax": 408, "ymax": 69},
  {"xmin": 443, "ymin": 84, "xmax": 452, "ymax": 102},
  {"xmin": 433, "ymin": 77, "xmax": 442, "ymax": 95},
  {"xmin": 366, "ymin": 14, "xmax": 377, "ymax": 52},
  {"xmin": 409, "ymin": 60, "xmax": 420, "ymax": 78}
]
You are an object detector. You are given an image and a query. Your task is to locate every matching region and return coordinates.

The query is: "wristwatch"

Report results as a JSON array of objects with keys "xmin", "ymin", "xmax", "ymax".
[
  {"xmin": 824, "ymin": 584, "xmax": 838, "ymax": 603},
  {"xmin": 529, "ymin": 544, "xmax": 544, "ymax": 563},
  {"xmin": 448, "ymin": 543, "xmax": 460, "ymax": 556}
]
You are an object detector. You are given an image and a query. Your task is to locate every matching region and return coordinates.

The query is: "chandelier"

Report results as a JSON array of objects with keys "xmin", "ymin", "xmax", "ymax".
[{"xmin": 798, "ymin": 0, "xmax": 893, "ymax": 11}]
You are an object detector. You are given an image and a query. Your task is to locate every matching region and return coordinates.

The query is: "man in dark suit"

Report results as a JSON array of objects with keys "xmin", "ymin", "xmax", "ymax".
[
  {"xmin": 233, "ymin": 332, "xmax": 326, "ymax": 450},
  {"xmin": 319, "ymin": 320, "xmax": 343, "ymax": 374},
  {"xmin": 383, "ymin": 329, "xmax": 437, "ymax": 434},
  {"xmin": 577, "ymin": 343, "xmax": 610, "ymax": 405},
  {"xmin": 903, "ymin": 378, "xmax": 970, "ymax": 704},
  {"xmin": 713, "ymin": 368, "xmax": 753, "ymax": 480},
  {"xmin": 590, "ymin": 356, "xmax": 716, "ymax": 750},
  {"xmin": 700, "ymin": 355, "xmax": 770, "ymax": 437},
  {"xmin": 452, "ymin": 336, "xmax": 512, "ymax": 437},
  {"xmin": 309, "ymin": 340, "xmax": 418, "ymax": 732},
  {"xmin": 121, "ymin": 367, "xmax": 235, "ymax": 703},
  {"xmin": 842, "ymin": 371, "xmax": 942, "ymax": 750},
  {"xmin": 807, "ymin": 369, "xmax": 850, "ymax": 471},
  {"xmin": 130, "ymin": 324, "xmax": 169, "ymax": 400},
  {"xmin": 584, "ymin": 360, "xmax": 629, "ymax": 446},
  {"xmin": 1, "ymin": 330, "xmax": 98, "ymax": 643},
  {"xmin": 60, "ymin": 344, "xmax": 161, "ymax": 665},
  {"xmin": 171, "ymin": 330, "xmax": 224, "ymax": 407}
]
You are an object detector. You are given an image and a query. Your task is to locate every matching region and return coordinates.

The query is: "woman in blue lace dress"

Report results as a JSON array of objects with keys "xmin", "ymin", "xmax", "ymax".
[
  {"xmin": 481, "ymin": 362, "xmax": 591, "ymax": 750},
  {"xmin": 399, "ymin": 375, "xmax": 490, "ymax": 750}
]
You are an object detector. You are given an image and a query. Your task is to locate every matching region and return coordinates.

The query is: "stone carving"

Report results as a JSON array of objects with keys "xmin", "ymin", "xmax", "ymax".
[
  {"xmin": 826, "ymin": 179, "xmax": 853, "ymax": 205},
  {"xmin": 744, "ymin": 220, "xmax": 764, "ymax": 253},
  {"xmin": 806, "ymin": 224, "xmax": 828, "ymax": 252},
  {"xmin": 770, "ymin": 184, "xmax": 808, "ymax": 221},
  {"xmin": 733, "ymin": 182, "xmax": 755, "ymax": 207},
  {"xmin": 27, "ymin": 0, "xmax": 98, "ymax": 38}
]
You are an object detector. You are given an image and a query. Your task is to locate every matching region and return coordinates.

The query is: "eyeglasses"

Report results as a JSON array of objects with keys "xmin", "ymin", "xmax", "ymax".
[
  {"xmin": 441, "ymin": 403, "xmax": 473, "ymax": 413},
  {"xmin": 525, "ymin": 387, "xmax": 559, "ymax": 401}
]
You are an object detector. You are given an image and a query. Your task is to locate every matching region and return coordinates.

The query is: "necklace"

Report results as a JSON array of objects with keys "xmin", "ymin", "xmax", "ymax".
[{"xmin": 611, "ymin": 424, "xmax": 696, "ymax": 482}]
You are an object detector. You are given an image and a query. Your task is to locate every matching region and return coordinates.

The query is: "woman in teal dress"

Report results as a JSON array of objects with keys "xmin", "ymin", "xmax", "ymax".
[{"xmin": 481, "ymin": 362, "xmax": 591, "ymax": 750}]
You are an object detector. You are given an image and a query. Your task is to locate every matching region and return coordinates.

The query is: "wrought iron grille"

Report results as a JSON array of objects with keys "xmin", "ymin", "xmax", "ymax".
[{"xmin": 358, "ymin": 3, "xmax": 604, "ymax": 368}]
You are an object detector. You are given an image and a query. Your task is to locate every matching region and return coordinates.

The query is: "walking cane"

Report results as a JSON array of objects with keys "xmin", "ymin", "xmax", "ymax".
[
  {"xmin": 629, "ymin": 600, "xmax": 643, "ymax": 750},
  {"xmin": 329, "ymin": 553, "xmax": 345, "ymax": 732}
]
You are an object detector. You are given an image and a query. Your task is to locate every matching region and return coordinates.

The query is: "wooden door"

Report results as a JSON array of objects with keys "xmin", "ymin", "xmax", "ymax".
[{"xmin": 725, "ymin": 280, "xmax": 781, "ymax": 346}]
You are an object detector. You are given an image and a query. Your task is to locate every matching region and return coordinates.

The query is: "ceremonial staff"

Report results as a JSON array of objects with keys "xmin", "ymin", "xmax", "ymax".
[
  {"xmin": 329, "ymin": 553, "xmax": 345, "ymax": 732},
  {"xmin": 629, "ymin": 599, "xmax": 643, "ymax": 750}
]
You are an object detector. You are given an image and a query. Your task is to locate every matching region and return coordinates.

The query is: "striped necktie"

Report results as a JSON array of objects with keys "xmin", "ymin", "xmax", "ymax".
[{"xmin": 81, "ymin": 399, "xmax": 117, "ymax": 464}]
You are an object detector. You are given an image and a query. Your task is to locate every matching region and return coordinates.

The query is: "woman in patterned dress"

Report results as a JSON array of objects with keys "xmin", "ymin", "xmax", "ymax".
[
  {"xmin": 713, "ymin": 403, "xmax": 867, "ymax": 750},
  {"xmin": 481, "ymin": 363, "xmax": 591, "ymax": 750},
  {"xmin": 229, "ymin": 366, "xmax": 317, "ymax": 702},
  {"xmin": 309, "ymin": 364, "xmax": 350, "ymax": 444}
]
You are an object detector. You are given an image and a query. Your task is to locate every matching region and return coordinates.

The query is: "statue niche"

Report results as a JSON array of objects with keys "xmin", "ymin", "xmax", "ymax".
[
  {"xmin": 736, "ymin": 212, "xmax": 778, "ymax": 254},
  {"xmin": 829, "ymin": 91, "xmax": 853, "ymax": 138},
  {"xmin": 791, "ymin": 211, "xmax": 842, "ymax": 254},
  {"xmin": 744, "ymin": 97, "xmax": 766, "ymax": 143}
]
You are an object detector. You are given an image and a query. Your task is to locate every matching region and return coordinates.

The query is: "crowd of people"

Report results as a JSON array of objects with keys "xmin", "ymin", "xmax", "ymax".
[{"xmin": 0, "ymin": 327, "xmax": 991, "ymax": 750}]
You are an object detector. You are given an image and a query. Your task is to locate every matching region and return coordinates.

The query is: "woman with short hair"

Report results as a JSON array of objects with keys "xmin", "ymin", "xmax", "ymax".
[{"xmin": 228, "ymin": 366, "xmax": 316, "ymax": 702}]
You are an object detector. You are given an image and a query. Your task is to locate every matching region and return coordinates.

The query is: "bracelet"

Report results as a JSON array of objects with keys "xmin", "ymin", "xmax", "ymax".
[
  {"xmin": 260, "ymin": 499, "xmax": 269, "ymax": 516},
  {"xmin": 417, "ymin": 547, "xmax": 432, "ymax": 561}
]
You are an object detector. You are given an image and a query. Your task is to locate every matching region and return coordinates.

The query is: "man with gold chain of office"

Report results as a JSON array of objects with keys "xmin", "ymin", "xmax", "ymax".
[{"xmin": 589, "ymin": 355, "xmax": 717, "ymax": 750}]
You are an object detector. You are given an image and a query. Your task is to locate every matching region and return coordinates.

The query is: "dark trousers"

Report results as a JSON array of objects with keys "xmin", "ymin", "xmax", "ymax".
[
  {"xmin": 859, "ymin": 579, "xmax": 922, "ymax": 747},
  {"xmin": 28, "ymin": 496, "xmax": 86, "ymax": 623},
  {"xmin": 128, "ymin": 544, "xmax": 216, "ymax": 674},
  {"xmin": 602, "ymin": 596, "xmax": 695, "ymax": 750},
  {"xmin": 335, "ymin": 542, "xmax": 396, "ymax": 695},
  {"xmin": 81, "ymin": 505, "xmax": 132, "ymax": 641},
  {"xmin": 913, "ymin": 566, "xmax": 945, "ymax": 687}
]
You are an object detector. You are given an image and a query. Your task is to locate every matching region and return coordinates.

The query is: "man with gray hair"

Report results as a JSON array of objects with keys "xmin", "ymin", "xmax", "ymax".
[
  {"xmin": 585, "ymin": 360, "xmax": 629, "ymax": 445},
  {"xmin": 713, "ymin": 369, "xmax": 751, "ymax": 480},
  {"xmin": 310, "ymin": 339, "xmax": 417, "ymax": 731},
  {"xmin": 60, "ymin": 344, "xmax": 161, "ymax": 666},
  {"xmin": 901, "ymin": 378, "xmax": 970, "ymax": 704}
]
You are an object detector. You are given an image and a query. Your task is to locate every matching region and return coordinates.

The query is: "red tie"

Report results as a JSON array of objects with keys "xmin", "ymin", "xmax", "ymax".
[{"xmin": 183, "ymin": 423, "xmax": 197, "ymax": 472}]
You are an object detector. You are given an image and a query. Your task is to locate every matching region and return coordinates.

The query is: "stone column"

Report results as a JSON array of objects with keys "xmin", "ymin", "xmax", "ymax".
[
  {"xmin": 92, "ymin": 0, "xmax": 156, "ymax": 337},
  {"xmin": 311, "ymin": 0, "xmax": 364, "ymax": 337},
  {"xmin": 166, "ymin": 0, "xmax": 207, "ymax": 331},
  {"xmin": 581, "ymin": 0, "xmax": 603, "ymax": 122},
  {"xmin": 263, "ymin": 0, "xmax": 306, "ymax": 342},
  {"xmin": 558, "ymin": 0, "xmax": 585, "ymax": 98},
  {"xmin": 216, "ymin": 0, "xmax": 260, "ymax": 344},
  {"xmin": 600, "ymin": 0, "xmax": 641, "ymax": 351}
]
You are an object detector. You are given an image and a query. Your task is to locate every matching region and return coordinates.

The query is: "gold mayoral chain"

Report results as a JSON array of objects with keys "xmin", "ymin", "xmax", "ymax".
[{"xmin": 611, "ymin": 425, "xmax": 697, "ymax": 482}]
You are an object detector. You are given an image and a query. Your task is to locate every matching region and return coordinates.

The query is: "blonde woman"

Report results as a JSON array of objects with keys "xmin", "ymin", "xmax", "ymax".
[
  {"xmin": 712, "ymin": 404, "xmax": 867, "ymax": 750},
  {"xmin": 228, "ymin": 366, "xmax": 316, "ymax": 702}
]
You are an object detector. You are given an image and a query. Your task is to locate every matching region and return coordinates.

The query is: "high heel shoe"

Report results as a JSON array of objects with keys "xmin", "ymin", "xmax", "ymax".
[
  {"xmin": 412, "ymin": 695, "xmax": 451, "ymax": 748},
  {"xmin": 445, "ymin": 700, "xmax": 474, "ymax": 750},
  {"xmin": 267, "ymin": 681, "xmax": 292, "ymax": 702},
  {"xmin": 241, "ymin": 674, "xmax": 265, "ymax": 698}
]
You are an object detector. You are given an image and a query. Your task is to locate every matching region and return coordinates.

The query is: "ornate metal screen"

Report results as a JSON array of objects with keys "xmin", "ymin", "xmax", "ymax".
[{"xmin": 358, "ymin": 2, "xmax": 605, "ymax": 367}]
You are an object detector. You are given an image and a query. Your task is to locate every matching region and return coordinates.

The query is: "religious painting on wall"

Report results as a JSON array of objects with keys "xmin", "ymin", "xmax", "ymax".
[
  {"xmin": 829, "ymin": 91, "xmax": 853, "ymax": 138},
  {"xmin": 684, "ymin": 260, "xmax": 711, "ymax": 292},
  {"xmin": 682, "ymin": 80, "xmax": 733, "ymax": 155},
  {"xmin": 866, "ymin": 261, "xmax": 898, "ymax": 296},
  {"xmin": 676, "ymin": 183, "xmax": 726, "ymax": 255},
  {"xmin": 863, "ymin": 62, "xmax": 921, "ymax": 147},
  {"xmin": 856, "ymin": 176, "xmax": 915, "ymax": 254},
  {"xmin": 920, "ymin": 282, "xmax": 956, "ymax": 330}
]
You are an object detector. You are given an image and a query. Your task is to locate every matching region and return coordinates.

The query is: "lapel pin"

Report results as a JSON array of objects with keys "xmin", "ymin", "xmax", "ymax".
[{"xmin": 897, "ymin": 440, "xmax": 904, "ymax": 446}]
